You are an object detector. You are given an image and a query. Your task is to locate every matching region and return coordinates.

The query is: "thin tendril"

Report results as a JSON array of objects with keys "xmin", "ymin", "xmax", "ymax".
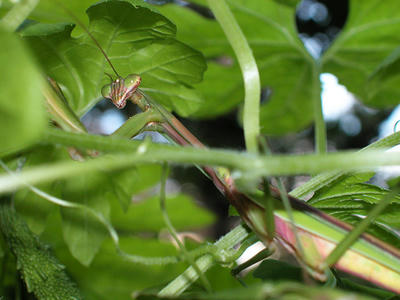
[
  {"xmin": 159, "ymin": 163, "xmax": 212, "ymax": 292},
  {"xmin": 0, "ymin": 160, "xmax": 178, "ymax": 265},
  {"xmin": 54, "ymin": 0, "xmax": 120, "ymax": 77}
]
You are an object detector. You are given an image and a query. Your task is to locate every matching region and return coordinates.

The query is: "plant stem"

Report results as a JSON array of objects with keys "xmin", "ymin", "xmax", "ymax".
[
  {"xmin": 158, "ymin": 224, "xmax": 249, "ymax": 297},
  {"xmin": 44, "ymin": 79, "xmax": 87, "ymax": 133},
  {"xmin": 207, "ymin": 0, "xmax": 260, "ymax": 153},
  {"xmin": 231, "ymin": 247, "xmax": 273, "ymax": 276},
  {"xmin": 290, "ymin": 131, "xmax": 400, "ymax": 198},
  {"xmin": 0, "ymin": 161, "xmax": 180, "ymax": 265},
  {"xmin": 0, "ymin": 0, "xmax": 39, "ymax": 31},
  {"xmin": 312, "ymin": 63, "xmax": 326, "ymax": 154},
  {"xmin": 159, "ymin": 164, "xmax": 212, "ymax": 292},
  {"xmin": 111, "ymin": 109, "xmax": 162, "ymax": 138},
  {"xmin": 0, "ymin": 129, "xmax": 398, "ymax": 194},
  {"xmin": 257, "ymin": 137, "xmax": 303, "ymax": 256},
  {"xmin": 262, "ymin": 180, "xmax": 275, "ymax": 240},
  {"xmin": 322, "ymin": 190, "xmax": 396, "ymax": 268}
]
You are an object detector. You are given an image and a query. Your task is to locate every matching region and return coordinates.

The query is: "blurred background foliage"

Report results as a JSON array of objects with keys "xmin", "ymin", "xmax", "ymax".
[{"xmin": 2, "ymin": 0, "xmax": 400, "ymax": 299}]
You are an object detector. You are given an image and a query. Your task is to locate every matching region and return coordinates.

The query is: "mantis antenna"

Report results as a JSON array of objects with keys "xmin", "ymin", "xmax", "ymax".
[{"xmin": 54, "ymin": 0, "xmax": 120, "ymax": 78}]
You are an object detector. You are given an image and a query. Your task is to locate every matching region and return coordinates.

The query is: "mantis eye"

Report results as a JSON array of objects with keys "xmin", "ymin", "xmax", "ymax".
[
  {"xmin": 124, "ymin": 74, "xmax": 141, "ymax": 92},
  {"xmin": 101, "ymin": 84, "xmax": 112, "ymax": 99}
]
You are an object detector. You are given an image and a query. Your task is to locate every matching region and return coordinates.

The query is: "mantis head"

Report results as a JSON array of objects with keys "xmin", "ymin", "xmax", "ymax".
[{"xmin": 101, "ymin": 74, "xmax": 142, "ymax": 109}]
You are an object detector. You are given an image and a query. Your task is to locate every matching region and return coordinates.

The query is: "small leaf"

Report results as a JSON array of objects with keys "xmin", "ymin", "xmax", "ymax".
[
  {"xmin": 22, "ymin": 0, "xmax": 207, "ymax": 117},
  {"xmin": 0, "ymin": 29, "xmax": 46, "ymax": 156}
]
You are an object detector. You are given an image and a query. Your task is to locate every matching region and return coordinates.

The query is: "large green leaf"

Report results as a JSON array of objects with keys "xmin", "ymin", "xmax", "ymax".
[
  {"xmin": 21, "ymin": 0, "xmax": 206, "ymax": 117},
  {"xmin": 157, "ymin": 0, "xmax": 400, "ymax": 134},
  {"xmin": 60, "ymin": 173, "xmax": 111, "ymax": 266},
  {"xmin": 13, "ymin": 146, "xmax": 63, "ymax": 235},
  {"xmin": 12, "ymin": 144, "xmax": 165, "ymax": 266},
  {"xmin": 158, "ymin": 0, "xmax": 314, "ymax": 135},
  {"xmin": 111, "ymin": 193, "xmax": 215, "ymax": 232},
  {"xmin": 39, "ymin": 212, "xmax": 185, "ymax": 300},
  {"xmin": 0, "ymin": 29, "xmax": 46, "ymax": 156},
  {"xmin": 309, "ymin": 175, "xmax": 400, "ymax": 248},
  {"xmin": 366, "ymin": 46, "xmax": 400, "ymax": 106},
  {"xmin": 322, "ymin": 0, "xmax": 400, "ymax": 108},
  {"xmin": 0, "ymin": 0, "xmax": 98, "ymax": 24}
]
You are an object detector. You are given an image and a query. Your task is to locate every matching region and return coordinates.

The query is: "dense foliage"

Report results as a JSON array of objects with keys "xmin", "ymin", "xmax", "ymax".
[{"xmin": 1, "ymin": 0, "xmax": 400, "ymax": 299}]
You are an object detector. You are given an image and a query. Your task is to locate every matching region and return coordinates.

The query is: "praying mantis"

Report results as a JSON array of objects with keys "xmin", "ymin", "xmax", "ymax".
[{"xmin": 38, "ymin": 0, "xmax": 400, "ymax": 296}]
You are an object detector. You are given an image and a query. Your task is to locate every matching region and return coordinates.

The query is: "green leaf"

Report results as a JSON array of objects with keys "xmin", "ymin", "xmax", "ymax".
[
  {"xmin": 367, "ymin": 46, "xmax": 400, "ymax": 106},
  {"xmin": 322, "ymin": 0, "xmax": 400, "ymax": 108},
  {"xmin": 41, "ymin": 213, "xmax": 185, "ymax": 300},
  {"xmin": 61, "ymin": 166, "xmax": 160, "ymax": 266},
  {"xmin": 158, "ymin": 0, "xmax": 316, "ymax": 135},
  {"xmin": 107, "ymin": 164, "xmax": 162, "ymax": 211},
  {"xmin": 13, "ymin": 145, "xmax": 63, "ymax": 234},
  {"xmin": 0, "ymin": 29, "xmax": 46, "ymax": 156},
  {"xmin": 158, "ymin": 0, "xmax": 400, "ymax": 133},
  {"xmin": 60, "ymin": 172, "xmax": 112, "ymax": 266},
  {"xmin": 2, "ymin": 0, "xmax": 161, "ymax": 25},
  {"xmin": 12, "ymin": 145, "xmax": 165, "ymax": 266},
  {"xmin": 21, "ymin": 0, "xmax": 206, "ymax": 117},
  {"xmin": 111, "ymin": 193, "xmax": 215, "ymax": 233},
  {"xmin": 253, "ymin": 259, "xmax": 303, "ymax": 282},
  {"xmin": 309, "ymin": 174, "xmax": 400, "ymax": 248},
  {"xmin": 273, "ymin": 0, "xmax": 301, "ymax": 7},
  {"xmin": 0, "ymin": 0, "xmax": 97, "ymax": 24}
]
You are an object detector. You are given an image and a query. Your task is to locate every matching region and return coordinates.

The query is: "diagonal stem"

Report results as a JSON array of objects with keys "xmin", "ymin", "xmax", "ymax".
[
  {"xmin": 207, "ymin": 0, "xmax": 261, "ymax": 153},
  {"xmin": 322, "ymin": 190, "xmax": 397, "ymax": 268}
]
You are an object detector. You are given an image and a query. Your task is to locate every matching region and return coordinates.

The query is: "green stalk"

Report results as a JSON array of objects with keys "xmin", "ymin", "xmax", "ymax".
[
  {"xmin": 262, "ymin": 180, "xmax": 275, "ymax": 240},
  {"xmin": 207, "ymin": 0, "xmax": 260, "ymax": 153},
  {"xmin": 159, "ymin": 164, "xmax": 212, "ymax": 292},
  {"xmin": 275, "ymin": 178, "xmax": 306, "ymax": 260},
  {"xmin": 158, "ymin": 225, "xmax": 249, "ymax": 297},
  {"xmin": 231, "ymin": 248, "xmax": 273, "ymax": 277},
  {"xmin": 111, "ymin": 109, "xmax": 163, "ymax": 138},
  {"xmin": 257, "ymin": 137, "xmax": 304, "ymax": 257},
  {"xmin": 1, "ymin": 129, "xmax": 400, "ymax": 195},
  {"xmin": 290, "ymin": 131, "xmax": 400, "ymax": 198},
  {"xmin": 257, "ymin": 137, "xmax": 275, "ymax": 240},
  {"xmin": 322, "ymin": 191, "xmax": 396, "ymax": 268},
  {"xmin": 41, "ymin": 128, "xmax": 400, "ymax": 176},
  {"xmin": 0, "ymin": 0, "xmax": 39, "ymax": 31},
  {"xmin": 312, "ymin": 63, "xmax": 326, "ymax": 154},
  {"xmin": 0, "ymin": 129, "xmax": 398, "ymax": 194},
  {"xmin": 0, "ymin": 161, "xmax": 179, "ymax": 266},
  {"xmin": 44, "ymin": 79, "xmax": 86, "ymax": 133}
]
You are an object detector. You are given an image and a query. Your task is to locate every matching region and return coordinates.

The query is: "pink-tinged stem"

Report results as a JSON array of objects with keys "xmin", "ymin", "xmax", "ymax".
[{"xmin": 158, "ymin": 111, "xmax": 400, "ymax": 294}]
